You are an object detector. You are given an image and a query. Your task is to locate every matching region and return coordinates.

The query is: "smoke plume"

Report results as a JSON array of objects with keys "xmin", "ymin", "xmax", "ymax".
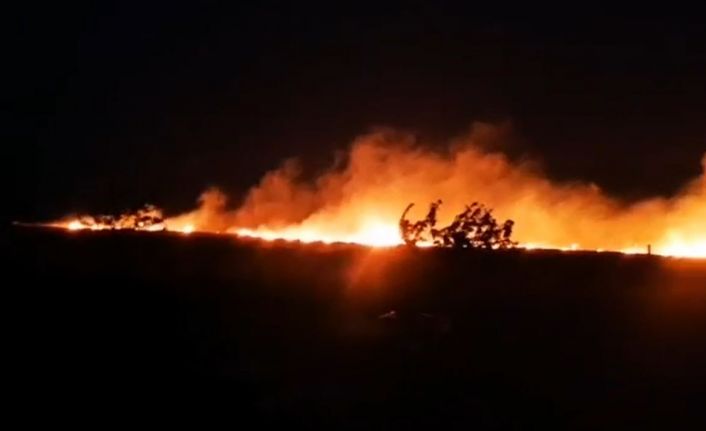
[{"xmin": 165, "ymin": 123, "xmax": 706, "ymax": 256}]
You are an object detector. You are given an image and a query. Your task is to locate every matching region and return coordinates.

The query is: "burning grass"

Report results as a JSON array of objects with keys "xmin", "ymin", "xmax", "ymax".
[{"xmin": 36, "ymin": 124, "xmax": 706, "ymax": 258}]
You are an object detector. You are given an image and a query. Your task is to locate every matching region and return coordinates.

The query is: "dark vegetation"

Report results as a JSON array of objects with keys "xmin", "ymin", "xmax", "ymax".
[
  {"xmin": 400, "ymin": 201, "xmax": 516, "ymax": 249},
  {"xmin": 74, "ymin": 204, "xmax": 165, "ymax": 230},
  {"xmin": 6, "ymin": 227, "xmax": 706, "ymax": 428}
]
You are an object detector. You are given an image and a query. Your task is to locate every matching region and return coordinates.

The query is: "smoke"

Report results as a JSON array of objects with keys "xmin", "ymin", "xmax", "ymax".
[
  {"xmin": 165, "ymin": 123, "xmax": 706, "ymax": 254},
  {"xmin": 165, "ymin": 188, "xmax": 232, "ymax": 232}
]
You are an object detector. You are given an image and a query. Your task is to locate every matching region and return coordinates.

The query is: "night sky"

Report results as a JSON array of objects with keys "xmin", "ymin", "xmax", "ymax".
[{"xmin": 8, "ymin": 2, "xmax": 706, "ymax": 222}]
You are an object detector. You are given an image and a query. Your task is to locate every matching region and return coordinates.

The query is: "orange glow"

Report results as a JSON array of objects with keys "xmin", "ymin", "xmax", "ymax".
[
  {"xmin": 659, "ymin": 240, "xmax": 706, "ymax": 259},
  {"xmin": 57, "ymin": 218, "xmax": 166, "ymax": 232},
  {"xmin": 180, "ymin": 224, "xmax": 195, "ymax": 234},
  {"xmin": 44, "ymin": 125, "xmax": 706, "ymax": 258},
  {"xmin": 67, "ymin": 220, "xmax": 84, "ymax": 231},
  {"xmin": 52, "ymin": 205, "xmax": 166, "ymax": 232},
  {"xmin": 231, "ymin": 217, "xmax": 401, "ymax": 247}
]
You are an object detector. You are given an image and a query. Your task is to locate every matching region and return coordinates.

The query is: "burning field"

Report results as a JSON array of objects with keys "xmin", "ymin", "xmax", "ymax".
[
  {"xmin": 12, "ymin": 2, "xmax": 706, "ymax": 426},
  {"xmin": 45, "ymin": 125, "xmax": 706, "ymax": 258},
  {"xmin": 10, "ymin": 124, "xmax": 706, "ymax": 426}
]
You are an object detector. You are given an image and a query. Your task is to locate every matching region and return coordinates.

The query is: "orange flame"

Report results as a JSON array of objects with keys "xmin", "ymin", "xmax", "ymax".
[{"xmin": 48, "ymin": 124, "xmax": 706, "ymax": 258}]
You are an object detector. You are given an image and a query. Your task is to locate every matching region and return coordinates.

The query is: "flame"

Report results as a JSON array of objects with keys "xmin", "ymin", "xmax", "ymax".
[
  {"xmin": 67, "ymin": 220, "xmax": 84, "ymax": 231},
  {"xmin": 53, "ymin": 204, "xmax": 166, "ymax": 232},
  {"xmin": 45, "ymin": 124, "xmax": 706, "ymax": 258},
  {"xmin": 180, "ymin": 224, "xmax": 195, "ymax": 234},
  {"xmin": 232, "ymin": 217, "xmax": 401, "ymax": 247}
]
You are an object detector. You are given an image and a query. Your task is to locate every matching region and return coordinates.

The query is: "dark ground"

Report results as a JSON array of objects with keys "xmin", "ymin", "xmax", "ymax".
[{"xmin": 6, "ymin": 227, "xmax": 706, "ymax": 429}]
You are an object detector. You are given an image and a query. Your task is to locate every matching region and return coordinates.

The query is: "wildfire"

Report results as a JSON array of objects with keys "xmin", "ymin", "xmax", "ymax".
[
  {"xmin": 57, "ymin": 217, "xmax": 195, "ymax": 235},
  {"xmin": 40, "ymin": 125, "xmax": 706, "ymax": 258},
  {"xmin": 180, "ymin": 224, "xmax": 195, "ymax": 234},
  {"xmin": 52, "ymin": 205, "xmax": 166, "ymax": 232},
  {"xmin": 52, "ymin": 212, "xmax": 706, "ymax": 258},
  {"xmin": 67, "ymin": 220, "xmax": 85, "ymax": 231},
  {"xmin": 232, "ymin": 218, "xmax": 401, "ymax": 247}
]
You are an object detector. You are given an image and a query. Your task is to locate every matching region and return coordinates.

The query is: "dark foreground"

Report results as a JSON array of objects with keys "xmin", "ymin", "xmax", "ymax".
[{"xmin": 6, "ymin": 228, "xmax": 706, "ymax": 428}]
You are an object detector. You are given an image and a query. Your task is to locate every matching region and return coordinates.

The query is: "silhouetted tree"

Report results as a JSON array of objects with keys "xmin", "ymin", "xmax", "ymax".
[
  {"xmin": 399, "ymin": 200, "xmax": 441, "ymax": 246},
  {"xmin": 399, "ymin": 200, "xmax": 517, "ymax": 249}
]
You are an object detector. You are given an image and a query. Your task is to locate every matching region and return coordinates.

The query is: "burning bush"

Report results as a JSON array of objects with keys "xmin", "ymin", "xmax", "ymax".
[
  {"xmin": 400, "ymin": 201, "xmax": 516, "ymax": 249},
  {"xmin": 65, "ymin": 205, "xmax": 166, "ymax": 231}
]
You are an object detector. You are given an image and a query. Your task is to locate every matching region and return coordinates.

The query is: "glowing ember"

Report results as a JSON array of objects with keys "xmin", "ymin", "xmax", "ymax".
[
  {"xmin": 232, "ymin": 218, "xmax": 401, "ymax": 247},
  {"xmin": 180, "ymin": 224, "xmax": 195, "ymax": 234},
  {"xmin": 53, "ymin": 204, "xmax": 166, "ymax": 232},
  {"xmin": 39, "ymin": 125, "xmax": 706, "ymax": 258},
  {"xmin": 67, "ymin": 220, "xmax": 84, "ymax": 231},
  {"xmin": 659, "ymin": 240, "xmax": 706, "ymax": 259}
]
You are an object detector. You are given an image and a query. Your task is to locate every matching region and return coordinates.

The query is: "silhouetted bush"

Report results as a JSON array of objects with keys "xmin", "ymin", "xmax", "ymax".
[
  {"xmin": 76, "ymin": 204, "xmax": 165, "ymax": 230},
  {"xmin": 400, "ymin": 200, "xmax": 516, "ymax": 249},
  {"xmin": 399, "ymin": 200, "xmax": 442, "ymax": 246}
]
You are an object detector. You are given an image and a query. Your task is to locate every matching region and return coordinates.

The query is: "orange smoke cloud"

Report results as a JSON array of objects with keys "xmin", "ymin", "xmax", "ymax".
[{"xmin": 161, "ymin": 123, "xmax": 706, "ymax": 257}]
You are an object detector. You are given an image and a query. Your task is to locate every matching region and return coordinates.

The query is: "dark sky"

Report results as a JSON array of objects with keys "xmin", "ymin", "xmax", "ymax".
[{"xmin": 7, "ymin": 2, "xmax": 706, "ymax": 221}]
